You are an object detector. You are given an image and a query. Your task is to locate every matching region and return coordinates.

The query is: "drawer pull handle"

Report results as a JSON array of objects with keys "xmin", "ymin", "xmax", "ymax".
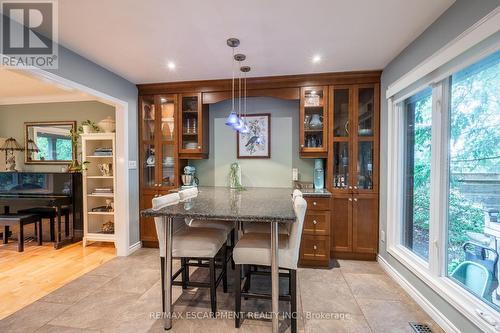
[
  {"xmin": 313, "ymin": 201, "xmax": 317, "ymax": 206},
  {"xmin": 349, "ymin": 186, "xmax": 353, "ymax": 190},
  {"xmin": 313, "ymin": 245, "xmax": 317, "ymax": 250},
  {"xmin": 354, "ymin": 198, "xmax": 358, "ymax": 202},
  {"xmin": 313, "ymin": 220, "xmax": 317, "ymax": 225},
  {"xmin": 348, "ymin": 198, "xmax": 352, "ymax": 201}
]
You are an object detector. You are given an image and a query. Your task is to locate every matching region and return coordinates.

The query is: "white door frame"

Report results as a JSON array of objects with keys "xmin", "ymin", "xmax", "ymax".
[{"xmin": 22, "ymin": 67, "xmax": 132, "ymax": 256}]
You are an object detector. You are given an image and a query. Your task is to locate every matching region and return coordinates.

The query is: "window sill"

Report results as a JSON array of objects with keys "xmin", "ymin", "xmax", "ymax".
[{"xmin": 387, "ymin": 245, "xmax": 499, "ymax": 332}]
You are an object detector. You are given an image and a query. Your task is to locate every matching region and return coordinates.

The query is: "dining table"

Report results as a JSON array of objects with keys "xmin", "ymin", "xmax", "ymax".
[{"xmin": 141, "ymin": 186, "xmax": 296, "ymax": 333}]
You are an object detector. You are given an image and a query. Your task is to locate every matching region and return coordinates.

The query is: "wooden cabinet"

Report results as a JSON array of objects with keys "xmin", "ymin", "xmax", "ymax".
[
  {"xmin": 299, "ymin": 196, "xmax": 331, "ymax": 267},
  {"xmin": 328, "ymin": 83, "xmax": 380, "ymax": 260},
  {"xmin": 139, "ymin": 95, "xmax": 185, "ymax": 245},
  {"xmin": 178, "ymin": 93, "xmax": 209, "ymax": 159},
  {"xmin": 299, "ymin": 86, "xmax": 328, "ymax": 157}
]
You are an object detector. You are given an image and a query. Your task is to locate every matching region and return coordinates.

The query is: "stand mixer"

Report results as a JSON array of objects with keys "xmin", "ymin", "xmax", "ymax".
[{"xmin": 181, "ymin": 165, "xmax": 199, "ymax": 189}]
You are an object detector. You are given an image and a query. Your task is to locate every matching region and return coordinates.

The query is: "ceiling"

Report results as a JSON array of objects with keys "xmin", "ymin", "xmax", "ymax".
[
  {"xmin": 0, "ymin": 69, "xmax": 93, "ymax": 105},
  {"xmin": 56, "ymin": 0, "xmax": 454, "ymax": 84}
]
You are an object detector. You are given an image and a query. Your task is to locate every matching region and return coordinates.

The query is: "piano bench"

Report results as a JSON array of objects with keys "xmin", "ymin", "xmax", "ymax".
[
  {"xmin": 17, "ymin": 207, "xmax": 71, "ymax": 240},
  {"xmin": 0, "ymin": 214, "xmax": 42, "ymax": 252}
]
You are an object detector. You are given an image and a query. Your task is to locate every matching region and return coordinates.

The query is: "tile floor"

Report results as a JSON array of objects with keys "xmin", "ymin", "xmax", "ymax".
[{"xmin": 0, "ymin": 248, "xmax": 444, "ymax": 333}]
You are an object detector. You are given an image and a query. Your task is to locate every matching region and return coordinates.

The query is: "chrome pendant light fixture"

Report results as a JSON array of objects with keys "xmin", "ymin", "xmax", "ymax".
[
  {"xmin": 225, "ymin": 38, "xmax": 240, "ymax": 127},
  {"xmin": 225, "ymin": 37, "xmax": 251, "ymax": 133}
]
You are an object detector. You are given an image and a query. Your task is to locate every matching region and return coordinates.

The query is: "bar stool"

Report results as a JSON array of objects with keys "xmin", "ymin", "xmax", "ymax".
[
  {"xmin": 233, "ymin": 194, "xmax": 307, "ymax": 333},
  {"xmin": 153, "ymin": 193, "xmax": 229, "ymax": 315}
]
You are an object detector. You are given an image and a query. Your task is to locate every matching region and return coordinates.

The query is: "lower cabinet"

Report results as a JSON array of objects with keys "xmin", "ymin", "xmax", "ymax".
[
  {"xmin": 139, "ymin": 192, "xmax": 160, "ymax": 246},
  {"xmin": 299, "ymin": 196, "xmax": 331, "ymax": 267},
  {"xmin": 331, "ymin": 193, "xmax": 379, "ymax": 259}
]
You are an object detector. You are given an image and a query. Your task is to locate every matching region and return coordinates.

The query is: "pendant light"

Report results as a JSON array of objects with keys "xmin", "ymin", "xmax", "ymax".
[
  {"xmin": 239, "ymin": 66, "xmax": 251, "ymax": 134},
  {"xmin": 232, "ymin": 53, "xmax": 246, "ymax": 131},
  {"xmin": 225, "ymin": 38, "xmax": 240, "ymax": 127}
]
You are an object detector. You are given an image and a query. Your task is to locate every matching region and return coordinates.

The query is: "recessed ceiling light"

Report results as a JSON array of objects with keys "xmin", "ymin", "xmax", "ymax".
[
  {"xmin": 167, "ymin": 61, "xmax": 176, "ymax": 70},
  {"xmin": 312, "ymin": 55, "xmax": 321, "ymax": 63}
]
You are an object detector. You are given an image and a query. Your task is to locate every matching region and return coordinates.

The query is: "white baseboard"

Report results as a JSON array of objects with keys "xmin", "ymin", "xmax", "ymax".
[
  {"xmin": 127, "ymin": 241, "xmax": 142, "ymax": 255},
  {"xmin": 377, "ymin": 255, "xmax": 460, "ymax": 333}
]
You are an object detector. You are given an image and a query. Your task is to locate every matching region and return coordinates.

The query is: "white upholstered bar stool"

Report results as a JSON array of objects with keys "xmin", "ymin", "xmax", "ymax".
[
  {"xmin": 153, "ymin": 193, "xmax": 229, "ymax": 315},
  {"xmin": 233, "ymin": 195, "xmax": 307, "ymax": 333}
]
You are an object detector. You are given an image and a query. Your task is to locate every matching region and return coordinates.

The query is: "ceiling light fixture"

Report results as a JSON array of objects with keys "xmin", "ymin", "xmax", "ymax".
[
  {"xmin": 312, "ymin": 55, "xmax": 321, "ymax": 63},
  {"xmin": 240, "ymin": 66, "xmax": 251, "ymax": 134},
  {"xmin": 167, "ymin": 61, "xmax": 176, "ymax": 70},
  {"xmin": 225, "ymin": 38, "xmax": 240, "ymax": 127}
]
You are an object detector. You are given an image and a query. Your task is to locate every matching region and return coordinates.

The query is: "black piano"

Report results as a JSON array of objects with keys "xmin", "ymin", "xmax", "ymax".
[{"xmin": 0, "ymin": 172, "xmax": 83, "ymax": 249}]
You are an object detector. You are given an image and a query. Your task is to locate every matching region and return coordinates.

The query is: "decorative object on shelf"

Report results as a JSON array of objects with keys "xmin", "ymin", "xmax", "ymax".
[
  {"xmin": 305, "ymin": 91, "xmax": 320, "ymax": 107},
  {"xmin": 181, "ymin": 165, "xmax": 199, "ymax": 189},
  {"xmin": 237, "ymin": 113, "xmax": 270, "ymax": 158},
  {"xmin": 25, "ymin": 139, "xmax": 39, "ymax": 162},
  {"xmin": 91, "ymin": 205, "xmax": 113, "ymax": 212},
  {"xmin": 101, "ymin": 220, "xmax": 114, "ymax": 234},
  {"xmin": 93, "ymin": 147, "xmax": 113, "ymax": 156},
  {"xmin": 0, "ymin": 137, "xmax": 23, "ymax": 171},
  {"xmin": 163, "ymin": 156, "xmax": 174, "ymax": 167},
  {"xmin": 308, "ymin": 114, "xmax": 323, "ymax": 130},
  {"xmin": 98, "ymin": 163, "xmax": 112, "ymax": 176},
  {"xmin": 313, "ymin": 159, "xmax": 325, "ymax": 190},
  {"xmin": 98, "ymin": 116, "xmax": 116, "ymax": 133},
  {"xmin": 359, "ymin": 128, "xmax": 373, "ymax": 136},
  {"xmin": 228, "ymin": 162, "xmax": 245, "ymax": 191},
  {"xmin": 91, "ymin": 187, "xmax": 113, "ymax": 195},
  {"xmin": 79, "ymin": 120, "xmax": 100, "ymax": 134}
]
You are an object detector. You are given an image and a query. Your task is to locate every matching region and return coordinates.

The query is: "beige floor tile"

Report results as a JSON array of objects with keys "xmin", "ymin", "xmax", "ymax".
[
  {"xmin": 35, "ymin": 324, "xmax": 100, "ymax": 333},
  {"xmin": 41, "ymin": 274, "xmax": 113, "ymax": 305},
  {"xmin": 305, "ymin": 314, "xmax": 373, "ymax": 333},
  {"xmin": 343, "ymin": 273, "xmax": 406, "ymax": 301},
  {"xmin": 338, "ymin": 260, "xmax": 385, "ymax": 275},
  {"xmin": 0, "ymin": 301, "xmax": 70, "ymax": 333},
  {"xmin": 357, "ymin": 298, "xmax": 440, "ymax": 333}
]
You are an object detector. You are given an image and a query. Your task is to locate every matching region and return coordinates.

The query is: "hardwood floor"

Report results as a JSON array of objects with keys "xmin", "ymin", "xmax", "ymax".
[{"xmin": 0, "ymin": 240, "xmax": 115, "ymax": 320}]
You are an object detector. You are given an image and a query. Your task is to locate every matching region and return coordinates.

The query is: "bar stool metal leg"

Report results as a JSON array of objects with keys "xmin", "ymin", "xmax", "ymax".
[{"xmin": 235, "ymin": 264, "xmax": 241, "ymax": 328}]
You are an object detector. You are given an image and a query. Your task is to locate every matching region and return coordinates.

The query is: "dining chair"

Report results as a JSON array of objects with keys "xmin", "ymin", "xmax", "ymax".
[
  {"xmin": 233, "ymin": 194, "xmax": 307, "ymax": 333},
  {"xmin": 153, "ymin": 193, "xmax": 229, "ymax": 315}
]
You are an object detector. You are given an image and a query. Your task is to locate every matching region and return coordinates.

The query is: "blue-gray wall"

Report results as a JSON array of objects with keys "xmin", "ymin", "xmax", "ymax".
[
  {"xmin": 380, "ymin": 1, "xmax": 500, "ymax": 332},
  {"xmin": 192, "ymin": 97, "xmax": 315, "ymax": 187},
  {"xmin": 1, "ymin": 14, "xmax": 139, "ymax": 246}
]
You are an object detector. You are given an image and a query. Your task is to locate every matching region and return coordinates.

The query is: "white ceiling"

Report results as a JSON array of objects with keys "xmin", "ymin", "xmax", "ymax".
[
  {"xmin": 0, "ymin": 69, "xmax": 93, "ymax": 105},
  {"xmin": 57, "ymin": 0, "xmax": 454, "ymax": 84}
]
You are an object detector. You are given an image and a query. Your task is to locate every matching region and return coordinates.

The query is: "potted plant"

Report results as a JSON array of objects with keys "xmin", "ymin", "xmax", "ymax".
[{"xmin": 79, "ymin": 120, "xmax": 100, "ymax": 134}]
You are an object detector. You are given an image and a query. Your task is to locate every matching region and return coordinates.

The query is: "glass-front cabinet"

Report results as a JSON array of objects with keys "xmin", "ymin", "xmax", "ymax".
[
  {"xmin": 300, "ymin": 86, "xmax": 328, "ymax": 156},
  {"xmin": 329, "ymin": 84, "xmax": 378, "ymax": 193},
  {"xmin": 139, "ymin": 94, "xmax": 179, "ymax": 192},
  {"xmin": 178, "ymin": 93, "xmax": 209, "ymax": 158}
]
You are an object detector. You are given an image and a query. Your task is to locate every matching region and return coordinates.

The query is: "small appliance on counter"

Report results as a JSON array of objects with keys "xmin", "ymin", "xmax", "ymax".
[
  {"xmin": 181, "ymin": 165, "xmax": 199, "ymax": 189},
  {"xmin": 313, "ymin": 159, "xmax": 324, "ymax": 189}
]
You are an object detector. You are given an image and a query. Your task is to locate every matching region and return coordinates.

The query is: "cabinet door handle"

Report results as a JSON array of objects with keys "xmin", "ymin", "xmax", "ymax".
[
  {"xmin": 313, "ymin": 201, "xmax": 317, "ymax": 206},
  {"xmin": 313, "ymin": 220, "xmax": 317, "ymax": 225},
  {"xmin": 197, "ymin": 145, "xmax": 201, "ymax": 149},
  {"xmin": 354, "ymin": 198, "xmax": 358, "ymax": 202},
  {"xmin": 349, "ymin": 186, "xmax": 353, "ymax": 190},
  {"xmin": 348, "ymin": 198, "xmax": 353, "ymax": 201},
  {"xmin": 354, "ymin": 186, "xmax": 358, "ymax": 190},
  {"xmin": 313, "ymin": 245, "xmax": 317, "ymax": 250},
  {"xmin": 300, "ymin": 144, "xmax": 304, "ymax": 148}
]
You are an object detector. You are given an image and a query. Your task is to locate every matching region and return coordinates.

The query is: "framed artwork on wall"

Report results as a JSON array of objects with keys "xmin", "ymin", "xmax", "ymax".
[{"xmin": 237, "ymin": 113, "xmax": 271, "ymax": 158}]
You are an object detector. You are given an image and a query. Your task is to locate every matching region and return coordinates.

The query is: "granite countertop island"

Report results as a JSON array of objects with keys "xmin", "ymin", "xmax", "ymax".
[{"xmin": 141, "ymin": 186, "xmax": 296, "ymax": 223}]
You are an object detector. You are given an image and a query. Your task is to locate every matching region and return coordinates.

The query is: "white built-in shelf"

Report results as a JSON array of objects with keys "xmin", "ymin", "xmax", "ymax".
[{"xmin": 82, "ymin": 132, "xmax": 117, "ymax": 248}]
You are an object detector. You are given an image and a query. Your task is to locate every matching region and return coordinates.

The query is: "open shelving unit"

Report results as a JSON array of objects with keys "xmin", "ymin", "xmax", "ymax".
[{"xmin": 81, "ymin": 133, "xmax": 117, "ymax": 247}]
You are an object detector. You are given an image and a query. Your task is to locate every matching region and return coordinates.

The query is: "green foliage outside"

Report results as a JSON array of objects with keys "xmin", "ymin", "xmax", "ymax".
[{"xmin": 412, "ymin": 53, "xmax": 499, "ymax": 273}]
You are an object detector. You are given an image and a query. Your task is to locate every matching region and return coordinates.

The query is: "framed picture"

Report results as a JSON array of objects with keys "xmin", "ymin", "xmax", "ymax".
[{"xmin": 237, "ymin": 113, "xmax": 271, "ymax": 158}]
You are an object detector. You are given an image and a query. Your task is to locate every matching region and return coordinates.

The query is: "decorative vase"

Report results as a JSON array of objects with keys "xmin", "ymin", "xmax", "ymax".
[{"xmin": 98, "ymin": 116, "xmax": 116, "ymax": 133}]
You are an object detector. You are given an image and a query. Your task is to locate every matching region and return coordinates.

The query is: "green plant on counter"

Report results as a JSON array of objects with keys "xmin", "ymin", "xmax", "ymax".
[{"xmin": 229, "ymin": 162, "xmax": 245, "ymax": 191}]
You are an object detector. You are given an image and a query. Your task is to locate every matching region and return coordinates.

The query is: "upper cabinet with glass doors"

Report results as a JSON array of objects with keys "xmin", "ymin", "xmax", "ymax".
[
  {"xmin": 329, "ymin": 84, "xmax": 379, "ymax": 193},
  {"xmin": 178, "ymin": 93, "xmax": 209, "ymax": 159},
  {"xmin": 300, "ymin": 86, "xmax": 328, "ymax": 157}
]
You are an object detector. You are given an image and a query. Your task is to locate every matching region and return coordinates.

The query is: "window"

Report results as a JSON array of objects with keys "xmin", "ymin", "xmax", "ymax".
[
  {"xmin": 387, "ymin": 48, "xmax": 500, "ymax": 330},
  {"xmin": 403, "ymin": 88, "xmax": 432, "ymax": 261},
  {"xmin": 447, "ymin": 52, "xmax": 500, "ymax": 311}
]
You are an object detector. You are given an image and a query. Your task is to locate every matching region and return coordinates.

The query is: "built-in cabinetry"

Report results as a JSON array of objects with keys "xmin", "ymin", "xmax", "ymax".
[
  {"xmin": 299, "ymin": 195, "xmax": 331, "ymax": 266},
  {"xmin": 299, "ymin": 86, "xmax": 328, "ymax": 157},
  {"xmin": 139, "ymin": 95, "xmax": 185, "ymax": 245},
  {"xmin": 178, "ymin": 93, "xmax": 209, "ymax": 159},
  {"xmin": 328, "ymin": 84, "xmax": 380, "ymax": 259},
  {"xmin": 82, "ymin": 133, "xmax": 116, "ymax": 247},
  {"xmin": 138, "ymin": 71, "xmax": 380, "ymax": 256}
]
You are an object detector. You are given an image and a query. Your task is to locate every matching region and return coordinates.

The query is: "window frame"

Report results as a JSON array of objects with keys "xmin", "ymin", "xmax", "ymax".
[{"xmin": 386, "ymin": 52, "xmax": 500, "ymax": 332}]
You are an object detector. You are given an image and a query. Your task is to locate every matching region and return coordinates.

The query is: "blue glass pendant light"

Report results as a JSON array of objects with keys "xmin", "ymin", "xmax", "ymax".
[{"xmin": 226, "ymin": 38, "xmax": 241, "ymax": 127}]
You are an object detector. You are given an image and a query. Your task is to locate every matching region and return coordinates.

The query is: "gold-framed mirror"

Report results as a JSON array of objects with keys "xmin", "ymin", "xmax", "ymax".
[{"xmin": 24, "ymin": 121, "xmax": 77, "ymax": 164}]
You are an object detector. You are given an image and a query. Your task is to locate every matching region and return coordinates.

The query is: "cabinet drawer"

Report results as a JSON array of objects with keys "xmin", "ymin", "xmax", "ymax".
[
  {"xmin": 304, "ymin": 197, "xmax": 330, "ymax": 211},
  {"xmin": 300, "ymin": 235, "xmax": 330, "ymax": 261},
  {"xmin": 303, "ymin": 211, "xmax": 330, "ymax": 235}
]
